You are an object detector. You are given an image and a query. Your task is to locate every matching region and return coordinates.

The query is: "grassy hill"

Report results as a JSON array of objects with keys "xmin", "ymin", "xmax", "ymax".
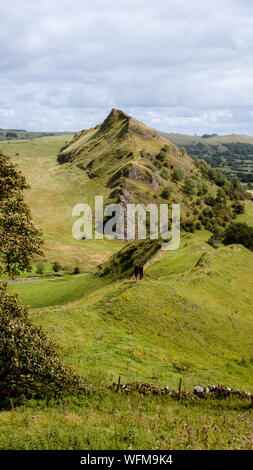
[
  {"xmin": 58, "ymin": 108, "xmax": 249, "ymax": 234},
  {"xmin": 8, "ymin": 228, "xmax": 253, "ymax": 389},
  {"xmin": 4, "ymin": 225, "xmax": 253, "ymax": 449}
]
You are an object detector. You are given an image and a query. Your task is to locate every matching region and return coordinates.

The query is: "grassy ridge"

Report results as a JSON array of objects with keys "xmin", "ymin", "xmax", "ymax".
[{"xmin": 8, "ymin": 228, "xmax": 253, "ymax": 389}]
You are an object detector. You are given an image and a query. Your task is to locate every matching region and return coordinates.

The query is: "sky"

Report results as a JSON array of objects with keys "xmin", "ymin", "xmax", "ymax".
[{"xmin": 1, "ymin": 0, "xmax": 253, "ymax": 135}]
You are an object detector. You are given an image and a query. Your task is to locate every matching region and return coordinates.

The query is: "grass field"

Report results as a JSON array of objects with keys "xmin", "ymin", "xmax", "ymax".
[{"xmin": 0, "ymin": 393, "xmax": 252, "ymax": 450}]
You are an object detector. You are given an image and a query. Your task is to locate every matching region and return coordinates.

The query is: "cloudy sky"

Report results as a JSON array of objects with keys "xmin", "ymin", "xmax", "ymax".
[{"xmin": 1, "ymin": 0, "xmax": 253, "ymax": 134}]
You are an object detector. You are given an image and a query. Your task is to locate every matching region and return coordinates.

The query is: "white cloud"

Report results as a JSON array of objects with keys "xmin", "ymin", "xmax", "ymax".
[{"xmin": 0, "ymin": 0, "xmax": 253, "ymax": 134}]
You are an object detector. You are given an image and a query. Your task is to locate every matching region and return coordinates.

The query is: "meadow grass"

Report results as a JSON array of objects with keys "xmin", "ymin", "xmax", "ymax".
[{"xmin": 0, "ymin": 392, "xmax": 252, "ymax": 450}]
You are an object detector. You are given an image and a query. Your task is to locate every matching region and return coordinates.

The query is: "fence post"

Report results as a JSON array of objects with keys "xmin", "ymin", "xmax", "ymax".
[
  {"xmin": 178, "ymin": 378, "xmax": 182, "ymax": 400},
  {"xmin": 116, "ymin": 376, "xmax": 121, "ymax": 393}
]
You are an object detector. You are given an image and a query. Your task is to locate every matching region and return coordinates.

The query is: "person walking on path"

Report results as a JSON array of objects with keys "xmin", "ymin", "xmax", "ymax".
[
  {"xmin": 134, "ymin": 264, "xmax": 139, "ymax": 282},
  {"xmin": 139, "ymin": 264, "xmax": 144, "ymax": 281}
]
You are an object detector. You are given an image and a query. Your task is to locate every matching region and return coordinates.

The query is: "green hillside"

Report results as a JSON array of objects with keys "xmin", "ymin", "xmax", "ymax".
[
  {"xmin": 161, "ymin": 132, "xmax": 253, "ymax": 189},
  {"xmin": 4, "ymin": 226, "xmax": 253, "ymax": 449},
  {"xmin": 8, "ymin": 227, "xmax": 253, "ymax": 389}
]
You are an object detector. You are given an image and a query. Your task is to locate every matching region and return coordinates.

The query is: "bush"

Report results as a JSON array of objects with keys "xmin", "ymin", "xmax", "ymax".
[
  {"xmin": 183, "ymin": 177, "xmax": 198, "ymax": 196},
  {"xmin": 0, "ymin": 284, "xmax": 82, "ymax": 400},
  {"xmin": 52, "ymin": 262, "xmax": 62, "ymax": 273},
  {"xmin": 172, "ymin": 168, "xmax": 184, "ymax": 182},
  {"xmin": 73, "ymin": 266, "xmax": 81, "ymax": 275},
  {"xmin": 232, "ymin": 202, "xmax": 245, "ymax": 215},
  {"xmin": 160, "ymin": 185, "xmax": 173, "ymax": 199},
  {"xmin": 223, "ymin": 222, "xmax": 253, "ymax": 251},
  {"xmin": 160, "ymin": 168, "xmax": 170, "ymax": 180},
  {"xmin": 36, "ymin": 263, "xmax": 44, "ymax": 275}
]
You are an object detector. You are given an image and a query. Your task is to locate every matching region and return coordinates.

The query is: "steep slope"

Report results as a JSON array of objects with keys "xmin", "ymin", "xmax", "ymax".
[
  {"xmin": 58, "ymin": 108, "xmax": 189, "ymax": 207},
  {"xmin": 58, "ymin": 109, "xmax": 249, "ymax": 233}
]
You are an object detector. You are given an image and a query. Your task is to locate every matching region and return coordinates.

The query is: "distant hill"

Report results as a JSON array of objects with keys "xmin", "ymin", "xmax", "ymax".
[
  {"xmin": 160, "ymin": 132, "xmax": 253, "ymax": 189},
  {"xmin": 58, "ymin": 108, "xmax": 249, "ymax": 233},
  {"xmin": 0, "ymin": 129, "xmax": 73, "ymax": 141}
]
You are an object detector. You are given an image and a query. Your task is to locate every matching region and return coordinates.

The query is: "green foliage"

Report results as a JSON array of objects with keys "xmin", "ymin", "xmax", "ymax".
[
  {"xmin": 172, "ymin": 168, "xmax": 184, "ymax": 182},
  {"xmin": 197, "ymin": 182, "xmax": 208, "ymax": 196},
  {"xmin": 183, "ymin": 177, "xmax": 198, "ymax": 196},
  {"xmin": 36, "ymin": 263, "xmax": 45, "ymax": 275},
  {"xmin": 0, "ymin": 151, "xmax": 43, "ymax": 276},
  {"xmin": 160, "ymin": 168, "xmax": 170, "ymax": 180},
  {"xmin": 216, "ymin": 188, "xmax": 227, "ymax": 203},
  {"xmin": 0, "ymin": 284, "xmax": 82, "ymax": 400},
  {"xmin": 73, "ymin": 266, "xmax": 81, "ymax": 275},
  {"xmin": 232, "ymin": 202, "xmax": 245, "ymax": 215},
  {"xmin": 223, "ymin": 222, "xmax": 253, "ymax": 251},
  {"xmin": 179, "ymin": 147, "xmax": 187, "ymax": 157},
  {"xmin": 52, "ymin": 262, "xmax": 62, "ymax": 273},
  {"xmin": 160, "ymin": 185, "xmax": 173, "ymax": 199}
]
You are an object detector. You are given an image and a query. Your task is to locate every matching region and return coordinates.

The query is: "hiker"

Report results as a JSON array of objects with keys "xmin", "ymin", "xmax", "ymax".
[
  {"xmin": 134, "ymin": 264, "xmax": 139, "ymax": 281},
  {"xmin": 139, "ymin": 264, "xmax": 144, "ymax": 281}
]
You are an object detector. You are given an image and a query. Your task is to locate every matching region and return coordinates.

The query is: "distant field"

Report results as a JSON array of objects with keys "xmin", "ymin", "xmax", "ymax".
[
  {"xmin": 0, "ymin": 129, "xmax": 73, "ymax": 140},
  {"xmin": 160, "ymin": 132, "xmax": 253, "ymax": 188},
  {"xmin": 161, "ymin": 132, "xmax": 253, "ymax": 146}
]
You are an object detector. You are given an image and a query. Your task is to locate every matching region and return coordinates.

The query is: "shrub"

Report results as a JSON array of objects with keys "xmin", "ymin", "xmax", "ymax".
[
  {"xmin": 232, "ymin": 202, "xmax": 245, "ymax": 215},
  {"xmin": 223, "ymin": 222, "xmax": 253, "ymax": 251},
  {"xmin": 160, "ymin": 185, "xmax": 173, "ymax": 199},
  {"xmin": 73, "ymin": 266, "xmax": 81, "ymax": 275},
  {"xmin": 160, "ymin": 168, "xmax": 170, "ymax": 180},
  {"xmin": 36, "ymin": 263, "xmax": 44, "ymax": 275},
  {"xmin": 183, "ymin": 177, "xmax": 198, "ymax": 196},
  {"xmin": 172, "ymin": 168, "xmax": 184, "ymax": 182},
  {"xmin": 0, "ymin": 284, "xmax": 82, "ymax": 400},
  {"xmin": 52, "ymin": 262, "xmax": 62, "ymax": 273}
]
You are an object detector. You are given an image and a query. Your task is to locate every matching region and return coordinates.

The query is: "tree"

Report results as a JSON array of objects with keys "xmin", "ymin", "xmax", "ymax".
[
  {"xmin": 0, "ymin": 151, "xmax": 43, "ymax": 276},
  {"xmin": 0, "ymin": 152, "xmax": 80, "ymax": 400},
  {"xmin": 223, "ymin": 222, "xmax": 253, "ymax": 251},
  {"xmin": 0, "ymin": 283, "xmax": 81, "ymax": 399}
]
